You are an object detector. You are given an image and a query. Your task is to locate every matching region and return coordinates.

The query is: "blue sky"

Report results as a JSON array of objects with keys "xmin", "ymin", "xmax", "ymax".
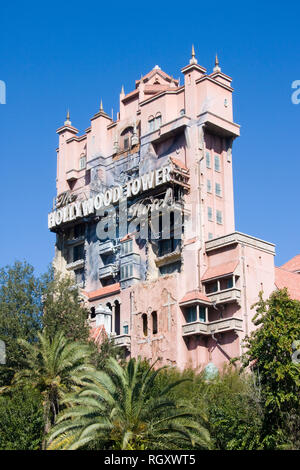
[{"xmin": 0, "ymin": 0, "xmax": 299, "ymax": 274}]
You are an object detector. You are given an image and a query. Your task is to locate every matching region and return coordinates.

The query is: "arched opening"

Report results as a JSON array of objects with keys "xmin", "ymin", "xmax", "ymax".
[
  {"xmin": 142, "ymin": 313, "xmax": 148, "ymax": 337},
  {"xmin": 120, "ymin": 127, "xmax": 133, "ymax": 150},
  {"xmin": 114, "ymin": 300, "xmax": 121, "ymax": 336},
  {"xmin": 90, "ymin": 307, "xmax": 96, "ymax": 319},
  {"xmin": 151, "ymin": 311, "xmax": 158, "ymax": 334}
]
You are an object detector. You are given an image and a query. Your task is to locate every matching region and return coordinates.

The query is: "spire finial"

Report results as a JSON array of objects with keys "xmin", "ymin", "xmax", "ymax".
[
  {"xmin": 100, "ymin": 99, "xmax": 103, "ymax": 111},
  {"xmin": 213, "ymin": 53, "xmax": 221, "ymax": 73},
  {"xmin": 121, "ymin": 84, "xmax": 124, "ymax": 94},
  {"xmin": 64, "ymin": 109, "xmax": 71, "ymax": 125},
  {"xmin": 190, "ymin": 45, "xmax": 198, "ymax": 64}
]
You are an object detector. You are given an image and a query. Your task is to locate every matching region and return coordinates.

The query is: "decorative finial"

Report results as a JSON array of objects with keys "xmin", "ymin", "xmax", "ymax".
[
  {"xmin": 121, "ymin": 85, "xmax": 124, "ymax": 94},
  {"xmin": 190, "ymin": 45, "xmax": 198, "ymax": 64},
  {"xmin": 213, "ymin": 53, "xmax": 221, "ymax": 73},
  {"xmin": 100, "ymin": 99, "xmax": 103, "ymax": 111},
  {"xmin": 64, "ymin": 109, "xmax": 71, "ymax": 125}
]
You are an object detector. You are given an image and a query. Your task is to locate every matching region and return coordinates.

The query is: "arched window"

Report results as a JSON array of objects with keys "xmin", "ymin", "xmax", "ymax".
[
  {"xmin": 114, "ymin": 300, "xmax": 121, "ymax": 336},
  {"xmin": 155, "ymin": 112, "xmax": 162, "ymax": 129},
  {"xmin": 121, "ymin": 127, "xmax": 133, "ymax": 150},
  {"xmin": 90, "ymin": 307, "xmax": 96, "ymax": 319},
  {"xmin": 151, "ymin": 311, "xmax": 158, "ymax": 334},
  {"xmin": 142, "ymin": 313, "xmax": 148, "ymax": 336},
  {"xmin": 79, "ymin": 154, "xmax": 86, "ymax": 170},
  {"xmin": 148, "ymin": 115, "xmax": 154, "ymax": 132}
]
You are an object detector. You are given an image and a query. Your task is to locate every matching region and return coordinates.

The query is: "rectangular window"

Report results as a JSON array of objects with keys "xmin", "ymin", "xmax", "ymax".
[
  {"xmin": 215, "ymin": 183, "xmax": 222, "ymax": 197},
  {"xmin": 226, "ymin": 277, "xmax": 233, "ymax": 289},
  {"xmin": 123, "ymin": 325, "xmax": 129, "ymax": 335},
  {"xmin": 206, "ymin": 152, "xmax": 211, "ymax": 169},
  {"xmin": 208, "ymin": 207, "xmax": 213, "ymax": 221},
  {"xmin": 158, "ymin": 237, "xmax": 180, "ymax": 257},
  {"xmin": 214, "ymin": 155, "xmax": 221, "ymax": 172},
  {"xmin": 207, "ymin": 179, "xmax": 212, "ymax": 193},
  {"xmin": 216, "ymin": 210, "xmax": 223, "ymax": 225},
  {"xmin": 208, "ymin": 232, "xmax": 213, "ymax": 240},
  {"xmin": 120, "ymin": 263, "xmax": 133, "ymax": 280},
  {"xmin": 186, "ymin": 306, "xmax": 197, "ymax": 323},
  {"xmin": 121, "ymin": 239, "xmax": 133, "ymax": 256},
  {"xmin": 73, "ymin": 244, "xmax": 84, "ymax": 262},
  {"xmin": 199, "ymin": 306, "xmax": 206, "ymax": 322}
]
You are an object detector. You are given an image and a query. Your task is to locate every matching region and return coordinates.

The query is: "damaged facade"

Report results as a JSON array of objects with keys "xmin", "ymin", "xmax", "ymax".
[{"xmin": 49, "ymin": 49, "xmax": 299, "ymax": 370}]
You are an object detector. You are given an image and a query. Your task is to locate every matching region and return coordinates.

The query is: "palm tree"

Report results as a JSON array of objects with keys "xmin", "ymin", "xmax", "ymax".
[
  {"xmin": 11, "ymin": 329, "xmax": 94, "ymax": 449},
  {"xmin": 47, "ymin": 357, "xmax": 211, "ymax": 450}
]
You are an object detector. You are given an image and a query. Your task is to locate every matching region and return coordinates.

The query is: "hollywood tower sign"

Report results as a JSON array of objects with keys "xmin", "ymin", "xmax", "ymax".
[{"xmin": 49, "ymin": 50, "xmax": 298, "ymax": 372}]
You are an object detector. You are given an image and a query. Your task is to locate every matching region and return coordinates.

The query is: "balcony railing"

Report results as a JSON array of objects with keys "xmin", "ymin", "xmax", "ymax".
[
  {"xmin": 99, "ymin": 240, "xmax": 117, "ymax": 256},
  {"xmin": 206, "ymin": 287, "xmax": 241, "ymax": 305},
  {"xmin": 112, "ymin": 334, "xmax": 131, "ymax": 350},
  {"xmin": 99, "ymin": 264, "xmax": 118, "ymax": 279},
  {"xmin": 182, "ymin": 317, "xmax": 243, "ymax": 337}
]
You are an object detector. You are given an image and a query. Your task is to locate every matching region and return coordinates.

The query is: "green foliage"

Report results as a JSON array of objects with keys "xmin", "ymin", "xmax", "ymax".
[
  {"xmin": 0, "ymin": 261, "xmax": 42, "ymax": 386},
  {"xmin": 0, "ymin": 388, "xmax": 44, "ymax": 450},
  {"xmin": 242, "ymin": 289, "xmax": 300, "ymax": 448},
  {"xmin": 47, "ymin": 357, "xmax": 211, "ymax": 450},
  {"xmin": 41, "ymin": 270, "xmax": 90, "ymax": 343},
  {"xmin": 10, "ymin": 329, "xmax": 95, "ymax": 448},
  {"xmin": 205, "ymin": 367, "xmax": 263, "ymax": 449}
]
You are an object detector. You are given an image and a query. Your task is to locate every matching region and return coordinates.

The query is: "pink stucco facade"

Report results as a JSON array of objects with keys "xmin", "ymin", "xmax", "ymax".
[{"xmin": 49, "ymin": 50, "xmax": 299, "ymax": 371}]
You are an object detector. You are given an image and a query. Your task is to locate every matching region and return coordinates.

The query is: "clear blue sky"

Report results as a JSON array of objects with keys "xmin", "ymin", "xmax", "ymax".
[{"xmin": 1, "ymin": 0, "xmax": 299, "ymax": 274}]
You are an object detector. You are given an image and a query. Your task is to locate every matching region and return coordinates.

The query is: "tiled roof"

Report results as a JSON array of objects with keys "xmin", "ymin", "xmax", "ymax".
[
  {"xmin": 82, "ymin": 283, "xmax": 120, "ymax": 301},
  {"xmin": 180, "ymin": 290, "xmax": 211, "ymax": 304},
  {"xmin": 275, "ymin": 267, "xmax": 300, "ymax": 301},
  {"xmin": 280, "ymin": 255, "xmax": 300, "ymax": 273},
  {"xmin": 202, "ymin": 261, "xmax": 239, "ymax": 281},
  {"xmin": 170, "ymin": 156, "xmax": 188, "ymax": 171}
]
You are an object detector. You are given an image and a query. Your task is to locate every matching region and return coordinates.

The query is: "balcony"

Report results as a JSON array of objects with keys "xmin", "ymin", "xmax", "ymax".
[
  {"xmin": 112, "ymin": 334, "xmax": 131, "ymax": 350},
  {"xmin": 206, "ymin": 287, "xmax": 241, "ymax": 305},
  {"xmin": 182, "ymin": 317, "xmax": 243, "ymax": 337},
  {"xmin": 99, "ymin": 240, "xmax": 117, "ymax": 256},
  {"xmin": 99, "ymin": 263, "xmax": 118, "ymax": 280}
]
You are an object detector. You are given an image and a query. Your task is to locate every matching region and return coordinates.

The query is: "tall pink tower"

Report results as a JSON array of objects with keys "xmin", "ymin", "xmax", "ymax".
[{"xmin": 49, "ymin": 48, "xmax": 276, "ymax": 371}]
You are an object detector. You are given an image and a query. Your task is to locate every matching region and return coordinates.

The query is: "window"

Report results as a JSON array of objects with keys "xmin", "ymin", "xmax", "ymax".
[
  {"xmin": 155, "ymin": 113, "xmax": 162, "ymax": 129},
  {"xmin": 214, "ymin": 155, "xmax": 221, "ymax": 172},
  {"xmin": 121, "ymin": 239, "xmax": 133, "ymax": 256},
  {"xmin": 216, "ymin": 210, "xmax": 223, "ymax": 225},
  {"xmin": 158, "ymin": 236, "xmax": 180, "ymax": 257},
  {"xmin": 79, "ymin": 155, "xmax": 86, "ymax": 170},
  {"xmin": 208, "ymin": 207, "xmax": 213, "ymax": 222},
  {"xmin": 123, "ymin": 324, "xmax": 129, "ymax": 335},
  {"xmin": 74, "ymin": 224, "xmax": 85, "ymax": 239},
  {"xmin": 148, "ymin": 117, "xmax": 155, "ymax": 132},
  {"xmin": 180, "ymin": 109, "xmax": 185, "ymax": 116},
  {"xmin": 73, "ymin": 244, "xmax": 84, "ymax": 262},
  {"xmin": 226, "ymin": 277, "xmax": 233, "ymax": 289},
  {"xmin": 208, "ymin": 232, "xmax": 213, "ymax": 240},
  {"xmin": 207, "ymin": 179, "xmax": 212, "ymax": 193},
  {"xmin": 199, "ymin": 306, "xmax": 206, "ymax": 322},
  {"xmin": 186, "ymin": 306, "xmax": 197, "ymax": 323},
  {"xmin": 151, "ymin": 311, "xmax": 158, "ymax": 334},
  {"xmin": 142, "ymin": 314, "xmax": 148, "ymax": 336},
  {"xmin": 206, "ymin": 281, "xmax": 218, "ymax": 294},
  {"xmin": 215, "ymin": 183, "xmax": 222, "ymax": 197},
  {"xmin": 120, "ymin": 263, "xmax": 133, "ymax": 280},
  {"xmin": 75, "ymin": 268, "xmax": 84, "ymax": 286},
  {"xmin": 206, "ymin": 152, "xmax": 211, "ymax": 169},
  {"xmin": 121, "ymin": 127, "xmax": 133, "ymax": 150}
]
